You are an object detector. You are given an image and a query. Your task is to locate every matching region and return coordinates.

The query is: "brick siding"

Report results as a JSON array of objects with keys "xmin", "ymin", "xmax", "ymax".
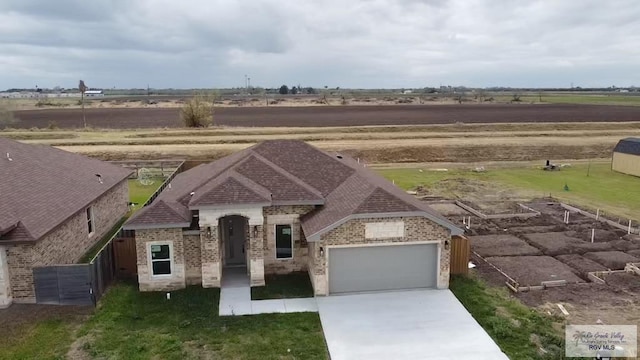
[
  {"xmin": 7, "ymin": 180, "xmax": 128, "ymax": 303},
  {"xmin": 136, "ymin": 228, "xmax": 186, "ymax": 292}
]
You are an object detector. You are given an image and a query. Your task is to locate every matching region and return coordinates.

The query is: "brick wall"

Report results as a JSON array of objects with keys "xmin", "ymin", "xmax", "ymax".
[
  {"xmin": 201, "ymin": 226, "xmax": 221, "ymax": 288},
  {"xmin": 311, "ymin": 216, "xmax": 451, "ymax": 295},
  {"xmin": 262, "ymin": 206, "xmax": 313, "ymax": 274},
  {"xmin": 136, "ymin": 228, "xmax": 186, "ymax": 292},
  {"xmin": 183, "ymin": 233, "xmax": 201, "ymax": 285},
  {"xmin": 0, "ymin": 246, "xmax": 12, "ymax": 308},
  {"xmin": 7, "ymin": 180, "xmax": 129, "ymax": 302}
]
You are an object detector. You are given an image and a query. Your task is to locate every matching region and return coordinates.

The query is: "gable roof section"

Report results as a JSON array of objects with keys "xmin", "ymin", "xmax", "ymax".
[
  {"xmin": 354, "ymin": 188, "xmax": 420, "ymax": 214},
  {"xmin": 252, "ymin": 140, "xmax": 355, "ymax": 196},
  {"xmin": 234, "ymin": 155, "xmax": 324, "ymax": 204},
  {"xmin": 0, "ymin": 137, "xmax": 131, "ymax": 243},
  {"xmin": 614, "ymin": 137, "xmax": 640, "ymax": 155},
  {"xmin": 125, "ymin": 200, "xmax": 191, "ymax": 229},
  {"xmin": 189, "ymin": 174, "xmax": 271, "ymax": 207}
]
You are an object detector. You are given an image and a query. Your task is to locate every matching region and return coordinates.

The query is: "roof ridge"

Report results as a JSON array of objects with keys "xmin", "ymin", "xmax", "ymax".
[
  {"xmin": 174, "ymin": 149, "xmax": 254, "ymax": 204},
  {"xmin": 248, "ymin": 152, "xmax": 324, "ymax": 198},
  {"xmin": 228, "ymin": 170, "xmax": 273, "ymax": 200},
  {"xmin": 189, "ymin": 173, "xmax": 271, "ymax": 206},
  {"xmin": 156, "ymin": 199, "xmax": 189, "ymax": 221}
]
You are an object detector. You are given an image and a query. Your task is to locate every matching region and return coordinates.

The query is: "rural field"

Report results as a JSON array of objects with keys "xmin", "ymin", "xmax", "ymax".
[
  {"xmin": 2, "ymin": 97, "xmax": 640, "ymax": 359},
  {"xmin": 10, "ymin": 103, "xmax": 640, "ymax": 129}
]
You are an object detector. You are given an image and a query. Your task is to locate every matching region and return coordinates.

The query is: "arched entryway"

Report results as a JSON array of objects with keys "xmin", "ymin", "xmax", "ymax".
[{"xmin": 219, "ymin": 215, "xmax": 248, "ymax": 267}]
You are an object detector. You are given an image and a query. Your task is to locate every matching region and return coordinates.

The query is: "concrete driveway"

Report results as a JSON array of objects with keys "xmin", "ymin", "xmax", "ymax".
[{"xmin": 316, "ymin": 290, "xmax": 508, "ymax": 360}]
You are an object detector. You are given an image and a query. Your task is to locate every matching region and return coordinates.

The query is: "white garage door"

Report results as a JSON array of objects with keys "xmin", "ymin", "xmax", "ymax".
[{"xmin": 328, "ymin": 243, "xmax": 438, "ymax": 294}]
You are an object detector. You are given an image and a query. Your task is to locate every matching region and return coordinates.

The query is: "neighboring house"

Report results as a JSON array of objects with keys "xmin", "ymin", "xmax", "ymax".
[
  {"xmin": 612, "ymin": 137, "xmax": 640, "ymax": 177},
  {"xmin": 0, "ymin": 138, "xmax": 131, "ymax": 307},
  {"xmin": 124, "ymin": 140, "xmax": 462, "ymax": 296}
]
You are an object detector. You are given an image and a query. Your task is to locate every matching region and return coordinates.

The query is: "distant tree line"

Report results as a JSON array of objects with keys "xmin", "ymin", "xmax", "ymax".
[{"xmin": 278, "ymin": 85, "xmax": 317, "ymax": 95}]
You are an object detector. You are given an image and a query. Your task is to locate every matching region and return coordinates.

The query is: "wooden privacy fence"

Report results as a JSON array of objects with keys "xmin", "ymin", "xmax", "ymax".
[
  {"xmin": 449, "ymin": 235, "xmax": 470, "ymax": 275},
  {"xmin": 33, "ymin": 228, "xmax": 123, "ymax": 306}
]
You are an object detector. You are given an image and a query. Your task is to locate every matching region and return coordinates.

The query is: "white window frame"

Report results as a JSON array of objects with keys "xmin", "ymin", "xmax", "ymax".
[
  {"xmin": 86, "ymin": 206, "xmax": 95, "ymax": 237},
  {"xmin": 147, "ymin": 241, "xmax": 174, "ymax": 278},
  {"xmin": 274, "ymin": 224, "xmax": 294, "ymax": 260}
]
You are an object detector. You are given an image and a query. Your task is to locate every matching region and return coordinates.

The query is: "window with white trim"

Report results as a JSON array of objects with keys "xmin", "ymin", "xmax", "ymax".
[
  {"xmin": 275, "ymin": 224, "xmax": 293, "ymax": 259},
  {"xmin": 86, "ymin": 206, "xmax": 95, "ymax": 235},
  {"xmin": 150, "ymin": 244, "xmax": 172, "ymax": 276}
]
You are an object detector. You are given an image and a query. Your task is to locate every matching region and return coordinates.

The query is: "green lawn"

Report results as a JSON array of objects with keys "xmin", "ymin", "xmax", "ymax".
[
  {"xmin": 79, "ymin": 283, "xmax": 327, "ymax": 360},
  {"xmin": 450, "ymin": 275, "xmax": 566, "ymax": 359},
  {"xmin": 0, "ymin": 318, "xmax": 84, "ymax": 360},
  {"xmin": 378, "ymin": 162, "xmax": 640, "ymax": 220},
  {"xmin": 128, "ymin": 178, "xmax": 165, "ymax": 212},
  {"xmin": 251, "ymin": 272, "xmax": 315, "ymax": 300},
  {"xmin": 493, "ymin": 94, "xmax": 640, "ymax": 106}
]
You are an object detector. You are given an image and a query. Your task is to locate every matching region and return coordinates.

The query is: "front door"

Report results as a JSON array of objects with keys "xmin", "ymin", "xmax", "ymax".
[{"xmin": 224, "ymin": 216, "xmax": 246, "ymax": 265}]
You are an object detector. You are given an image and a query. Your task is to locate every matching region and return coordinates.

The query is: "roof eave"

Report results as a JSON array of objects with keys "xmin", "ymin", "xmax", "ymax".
[
  {"xmin": 123, "ymin": 222, "xmax": 190, "ymax": 230},
  {"xmin": 304, "ymin": 211, "xmax": 463, "ymax": 242},
  {"xmin": 190, "ymin": 202, "xmax": 272, "ymax": 211},
  {"xmin": 271, "ymin": 199, "xmax": 324, "ymax": 206}
]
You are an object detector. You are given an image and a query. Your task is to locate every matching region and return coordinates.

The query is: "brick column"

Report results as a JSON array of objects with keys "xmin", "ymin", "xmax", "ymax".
[
  {"xmin": 248, "ymin": 224, "xmax": 265, "ymax": 286},
  {"xmin": 0, "ymin": 246, "xmax": 12, "ymax": 308},
  {"xmin": 438, "ymin": 240, "xmax": 451, "ymax": 289},
  {"xmin": 201, "ymin": 226, "xmax": 221, "ymax": 288}
]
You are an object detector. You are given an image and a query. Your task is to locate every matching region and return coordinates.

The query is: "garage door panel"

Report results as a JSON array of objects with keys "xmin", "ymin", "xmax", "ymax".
[{"xmin": 329, "ymin": 244, "xmax": 437, "ymax": 294}]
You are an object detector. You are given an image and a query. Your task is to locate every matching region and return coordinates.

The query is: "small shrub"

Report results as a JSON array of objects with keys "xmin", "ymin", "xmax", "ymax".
[
  {"xmin": 181, "ymin": 94, "xmax": 214, "ymax": 128},
  {"xmin": 47, "ymin": 120, "xmax": 59, "ymax": 130}
]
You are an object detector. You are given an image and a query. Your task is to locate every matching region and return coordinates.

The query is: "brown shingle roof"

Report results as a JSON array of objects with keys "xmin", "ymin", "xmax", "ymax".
[
  {"xmin": 189, "ymin": 175, "xmax": 271, "ymax": 206},
  {"xmin": 125, "ymin": 140, "xmax": 461, "ymax": 236},
  {"xmin": 125, "ymin": 200, "xmax": 191, "ymax": 229},
  {"xmin": 0, "ymin": 137, "xmax": 131, "ymax": 243}
]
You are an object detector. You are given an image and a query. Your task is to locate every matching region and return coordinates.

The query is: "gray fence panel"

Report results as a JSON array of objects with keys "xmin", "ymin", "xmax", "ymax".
[
  {"xmin": 33, "ymin": 267, "xmax": 60, "ymax": 304},
  {"xmin": 57, "ymin": 266, "xmax": 93, "ymax": 306}
]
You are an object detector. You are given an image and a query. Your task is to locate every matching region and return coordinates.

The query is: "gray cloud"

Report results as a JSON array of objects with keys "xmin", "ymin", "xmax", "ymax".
[{"xmin": 1, "ymin": 0, "xmax": 639, "ymax": 89}]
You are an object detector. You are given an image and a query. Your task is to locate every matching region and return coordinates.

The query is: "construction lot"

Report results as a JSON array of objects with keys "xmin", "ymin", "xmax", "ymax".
[{"xmin": 431, "ymin": 198, "xmax": 640, "ymax": 325}]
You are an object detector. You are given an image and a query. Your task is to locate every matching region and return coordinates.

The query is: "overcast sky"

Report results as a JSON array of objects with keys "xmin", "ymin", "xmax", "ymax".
[{"xmin": 1, "ymin": 0, "xmax": 639, "ymax": 89}]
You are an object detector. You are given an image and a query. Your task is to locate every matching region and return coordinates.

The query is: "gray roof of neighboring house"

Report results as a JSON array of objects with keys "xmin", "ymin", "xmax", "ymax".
[
  {"xmin": 613, "ymin": 137, "xmax": 640, "ymax": 155},
  {"xmin": 125, "ymin": 140, "xmax": 462, "ymax": 237},
  {"xmin": 0, "ymin": 137, "xmax": 131, "ymax": 243}
]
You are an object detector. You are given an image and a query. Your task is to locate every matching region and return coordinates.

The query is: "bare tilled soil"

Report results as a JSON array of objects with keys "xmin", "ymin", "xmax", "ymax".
[
  {"xmin": 583, "ymin": 251, "xmax": 640, "ymax": 269},
  {"xmin": 555, "ymin": 254, "xmax": 608, "ymax": 278},
  {"xmin": 485, "ymin": 255, "xmax": 585, "ymax": 286},
  {"xmin": 470, "ymin": 234, "xmax": 542, "ymax": 257},
  {"xmin": 13, "ymin": 103, "xmax": 640, "ymax": 129}
]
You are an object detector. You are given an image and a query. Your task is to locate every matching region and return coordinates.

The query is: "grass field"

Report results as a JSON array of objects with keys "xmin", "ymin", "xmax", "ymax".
[
  {"xmin": 378, "ymin": 162, "xmax": 640, "ymax": 220},
  {"xmin": 128, "ymin": 178, "xmax": 165, "ymax": 211},
  {"xmin": 450, "ymin": 275, "xmax": 566, "ymax": 359},
  {"xmin": 251, "ymin": 272, "xmax": 315, "ymax": 300}
]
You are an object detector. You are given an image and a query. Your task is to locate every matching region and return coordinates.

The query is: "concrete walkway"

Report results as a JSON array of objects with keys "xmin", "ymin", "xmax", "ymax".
[
  {"xmin": 317, "ymin": 289, "xmax": 508, "ymax": 360},
  {"xmin": 218, "ymin": 267, "xmax": 317, "ymax": 316}
]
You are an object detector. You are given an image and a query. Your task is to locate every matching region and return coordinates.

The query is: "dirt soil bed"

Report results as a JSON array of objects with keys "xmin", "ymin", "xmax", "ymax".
[
  {"xmin": 583, "ymin": 251, "xmax": 640, "ymax": 269},
  {"xmin": 427, "ymin": 202, "xmax": 470, "ymax": 216},
  {"xmin": 470, "ymin": 235, "xmax": 542, "ymax": 257},
  {"xmin": 628, "ymin": 250, "xmax": 640, "ymax": 257},
  {"xmin": 522, "ymin": 232, "xmax": 610, "ymax": 255},
  {"xmin": 490, "ymin": 214, "xmax": 561, "ymax": 229},
  {"xmin": 555, "ymin": 254, "xmax": 608, "ymax": 278},
  {"xmin": 603, "ymin": 272, "xmax": 640, "ymax": 293},
  {"xmin": 13, "ymin": 103, "xmax": 640, "ymax": 129},
  {"xmin": 485, "ymin": 255, "xmax": 585, "ymax": 286}
]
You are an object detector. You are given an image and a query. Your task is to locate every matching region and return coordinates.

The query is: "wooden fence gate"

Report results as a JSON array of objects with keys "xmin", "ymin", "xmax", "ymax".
[
  {"xmin": 113, "ymin": 237, "xmax": 137, "ymax": 279},
  {"xmin": 450, "ymin": 235, "xmax": 470, "ymax": 275}
]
